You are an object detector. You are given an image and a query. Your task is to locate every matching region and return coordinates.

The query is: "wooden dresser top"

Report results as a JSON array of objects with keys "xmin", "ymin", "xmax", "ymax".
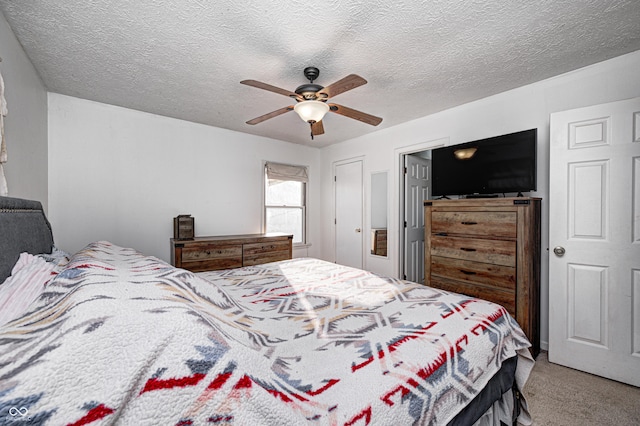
[
  {"xmin": 424, "ymin": 197, "xmax": 541, "ymax": 207},
  {"xmin": 171, "ymin": 232, "xmax": 292, "ymax": 245}
]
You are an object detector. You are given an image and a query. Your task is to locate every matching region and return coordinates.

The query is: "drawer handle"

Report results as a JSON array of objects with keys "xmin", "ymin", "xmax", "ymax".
[
  {"xmin": 217, "ymin": 250, "xmax": 222, "ymax": 254},
  {"xmin": 460, "ymin": 247, "xmax": 476, "ymax": 252},
  {"xmin": 461, "ymin": 221, "xmax": 478, "ymax": 225},
  {"xmin": 206, "ymin": 251, "xmax": 211, "ymax": 255},
  {"xmin": 460, "ymin": 270, "xmax": 476, "ymax": 275}
]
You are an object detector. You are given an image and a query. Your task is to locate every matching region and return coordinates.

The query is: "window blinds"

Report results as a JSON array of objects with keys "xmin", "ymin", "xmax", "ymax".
[{"xmin": 265, "ymin": 162, "xmax": 308, "ymax": 183}]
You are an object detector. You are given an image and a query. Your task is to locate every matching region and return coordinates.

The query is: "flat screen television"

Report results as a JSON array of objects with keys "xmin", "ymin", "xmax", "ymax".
[{"xmin": 432, "ymin": 129, "xmax": 537, "ymax": 197}]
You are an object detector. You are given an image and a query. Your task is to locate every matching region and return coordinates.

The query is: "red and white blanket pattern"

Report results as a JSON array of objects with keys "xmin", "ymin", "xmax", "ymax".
[{"xmin": 0, "ymin": 241, "xmax": 532, "ymax": 425}]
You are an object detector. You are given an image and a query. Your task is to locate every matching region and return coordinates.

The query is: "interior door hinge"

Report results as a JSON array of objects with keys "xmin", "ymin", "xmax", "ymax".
[
  {"xmin": 334, "ymin": 218, "xmax": 337, "ymax": 225},
  {"xmin": 404, "ymin": 221, "xmax": 407, "ymax": 228},
  {"xmin": 334, "ymin": 176, "xmax": 337, "ymax": 182},
  {"xmin": 404, "ymin": 167, "xmax": 407, "ymax": 174}
]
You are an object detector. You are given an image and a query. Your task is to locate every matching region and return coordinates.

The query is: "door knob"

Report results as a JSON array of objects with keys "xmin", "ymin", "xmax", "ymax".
[
  {"xmin": 355, "ymin": 228, "xmax": 361, "ymax": 233},
  {"xmin": 553, "ymin": 246, "xmax": 566, "ymax": 256}
]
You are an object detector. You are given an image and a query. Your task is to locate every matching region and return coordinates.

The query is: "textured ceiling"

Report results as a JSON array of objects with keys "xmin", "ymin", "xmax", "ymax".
[{"xmin": 1, "ymin": 0, "xmax": 639, "ymax": 147}]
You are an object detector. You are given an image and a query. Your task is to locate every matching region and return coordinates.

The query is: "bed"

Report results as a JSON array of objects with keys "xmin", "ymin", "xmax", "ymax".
[{"xmin": 0, "ymin": 195, "xmax": 533, "ymax": 425}]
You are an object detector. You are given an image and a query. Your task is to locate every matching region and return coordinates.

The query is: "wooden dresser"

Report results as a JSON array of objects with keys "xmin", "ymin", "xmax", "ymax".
[
  {"xmin": 170, "ymin": 233, "xmax": 293, "ymax": 272},
  {"xmin": 424, "ymin": 197, "xmax": 541, "ymax": 356}
]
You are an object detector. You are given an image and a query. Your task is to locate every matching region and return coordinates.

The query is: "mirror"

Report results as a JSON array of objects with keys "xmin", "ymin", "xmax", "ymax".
[{"xmin": 370, "ymin": 171, "xmax": 388, "ymax": 257}]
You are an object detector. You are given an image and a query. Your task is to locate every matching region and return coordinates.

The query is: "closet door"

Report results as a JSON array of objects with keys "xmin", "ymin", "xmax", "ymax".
[{"xmin": 335, "ymin": 159, "xmax": 363, "ymax": 269}]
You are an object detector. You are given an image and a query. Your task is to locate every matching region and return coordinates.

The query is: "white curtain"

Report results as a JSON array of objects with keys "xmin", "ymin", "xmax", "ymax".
[{"xmin": 0, "ymin": 69, "xmax": 8, "ymax": 196}]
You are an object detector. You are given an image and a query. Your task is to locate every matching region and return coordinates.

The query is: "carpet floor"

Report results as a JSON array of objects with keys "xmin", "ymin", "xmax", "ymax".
[{"xmin": 522, "ymin": 352, "xmax": 640, "ymax": 425}]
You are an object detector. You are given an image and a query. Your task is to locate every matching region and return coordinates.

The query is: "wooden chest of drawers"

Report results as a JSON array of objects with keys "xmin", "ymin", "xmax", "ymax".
[
  {"xmin": 170, "ymin": 233, "xmax": 293, "ymax": 272},
  {"xmin": 424, "ymin": 198, "xmax": 541, "ymax": 356}
]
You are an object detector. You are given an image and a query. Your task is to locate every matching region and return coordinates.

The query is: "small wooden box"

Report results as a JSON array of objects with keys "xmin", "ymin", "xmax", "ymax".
[{"xmin": 173, "ymin": 215, "xmax": 194, "ymax": 240}]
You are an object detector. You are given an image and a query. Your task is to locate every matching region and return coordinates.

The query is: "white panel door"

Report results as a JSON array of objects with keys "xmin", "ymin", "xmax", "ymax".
[
  {"xmin": 549, "ymin": 97, "xmax": 640, "ymax": 386},
  {"xmin": 335, "ymin": 160, "xmax": 363, "ymax": 269},
  {"xmin": 404, "ymin": 154, "xmax": 431, "ymax": 283}
]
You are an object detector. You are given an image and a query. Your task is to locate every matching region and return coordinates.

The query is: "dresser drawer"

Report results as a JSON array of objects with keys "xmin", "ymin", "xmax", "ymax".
[
  {"xmin": 430, "ymin": 235, "xmax": 516, "ymax": 266},
  {"xmin": 243, "ymin": 240, "xmax": 291, "ymax": 266},
  {"xmin": 431, "ymin": 256, "xmax": 515, "ymax": 290},
  {"xmin": 430, "ymin": 275, "xmax": 516, "ymax": 315},
  {"xmin": 182, "ymin": 244, "xmax": 242, "ymax": 261},
  {"xmin": 431, "ymin": 211, "xmax": 517, "ymax": 238},
  {"xmin": 181, "ymin": 244, "xmax": 243, "ymax": 271}
]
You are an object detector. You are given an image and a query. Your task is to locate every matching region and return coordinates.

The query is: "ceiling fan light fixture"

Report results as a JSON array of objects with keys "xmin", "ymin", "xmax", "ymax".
[{"xmin": 294, "ymin": 100, "xmax": 329, "ymax": 123}]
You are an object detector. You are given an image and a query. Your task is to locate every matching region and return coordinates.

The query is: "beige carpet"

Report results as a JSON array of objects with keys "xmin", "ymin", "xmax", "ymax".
[{"xmin": 522, "ymin": 352, "xmax": 640, "ymax": 425}]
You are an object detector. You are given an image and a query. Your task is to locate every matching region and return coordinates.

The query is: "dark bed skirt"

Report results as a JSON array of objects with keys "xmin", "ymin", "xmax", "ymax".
[{"xmin": 448, "ymin": 356, "xmax": 518, "ymax": 426}]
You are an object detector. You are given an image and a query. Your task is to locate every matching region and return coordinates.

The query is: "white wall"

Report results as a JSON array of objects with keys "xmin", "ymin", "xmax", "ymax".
[
  {"xmin": 0, "ymin": 12, "xmax": 48, "ymax": 209},
  {"xmin": 48, "ymin": 94, "xmax": 321, "ymax": 262},
  {"xmin": 319, "ymin": 49, "xmax": 640, "ymax": 351}
]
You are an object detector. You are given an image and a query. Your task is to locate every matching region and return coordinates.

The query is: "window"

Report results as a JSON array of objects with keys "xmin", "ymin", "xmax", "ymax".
[{"xmin": 264, "ymin": 162, "xmax": 308, "ymax": 244}]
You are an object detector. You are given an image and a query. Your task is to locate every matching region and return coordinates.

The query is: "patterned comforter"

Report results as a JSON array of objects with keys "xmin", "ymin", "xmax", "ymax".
[{"xmin": 0, "ymin": 241, "xmax": 533, "ymax": 425}]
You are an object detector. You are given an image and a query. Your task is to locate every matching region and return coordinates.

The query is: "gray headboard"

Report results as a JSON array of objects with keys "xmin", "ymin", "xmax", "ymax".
[{"xmin": 0, "ymin": 196, "xmax": 54, "ymax": 283}]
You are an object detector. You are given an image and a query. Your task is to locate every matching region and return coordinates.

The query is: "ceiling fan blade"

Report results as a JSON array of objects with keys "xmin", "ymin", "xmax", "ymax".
[
  {"xmin": 241, "ymin": 80, "xmax": 302, "ymax": 101},
  {"xmin": 328, "ymin": 103, "xmax": 382, "ymax": 126},
  {"xmin": 311, "ymin": 120, "xmax": 325, "ymax": 136},
  {"xmin": 316, "ymin": 74, "xmax": 367, "ymax": 99},
  {"xmin": 246, "ymin": 106, "xmax": 293, "ymax": 125}
]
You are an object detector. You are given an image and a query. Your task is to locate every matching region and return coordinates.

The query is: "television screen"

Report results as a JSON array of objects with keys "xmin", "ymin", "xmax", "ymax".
[{"xmin": 432, "ymin": 129, "xmax": 537, "ymax": 197}]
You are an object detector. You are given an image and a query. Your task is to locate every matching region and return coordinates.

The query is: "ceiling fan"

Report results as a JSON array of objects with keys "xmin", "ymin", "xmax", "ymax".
[{"xmin": 240, "ymin": 67, "xmax": 382, "ymax": 139}]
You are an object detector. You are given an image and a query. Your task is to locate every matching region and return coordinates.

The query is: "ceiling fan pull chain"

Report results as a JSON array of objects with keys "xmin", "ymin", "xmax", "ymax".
[{"xmin": 310, "ymin": 123, "xmax": 314, "ymax": 140}]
